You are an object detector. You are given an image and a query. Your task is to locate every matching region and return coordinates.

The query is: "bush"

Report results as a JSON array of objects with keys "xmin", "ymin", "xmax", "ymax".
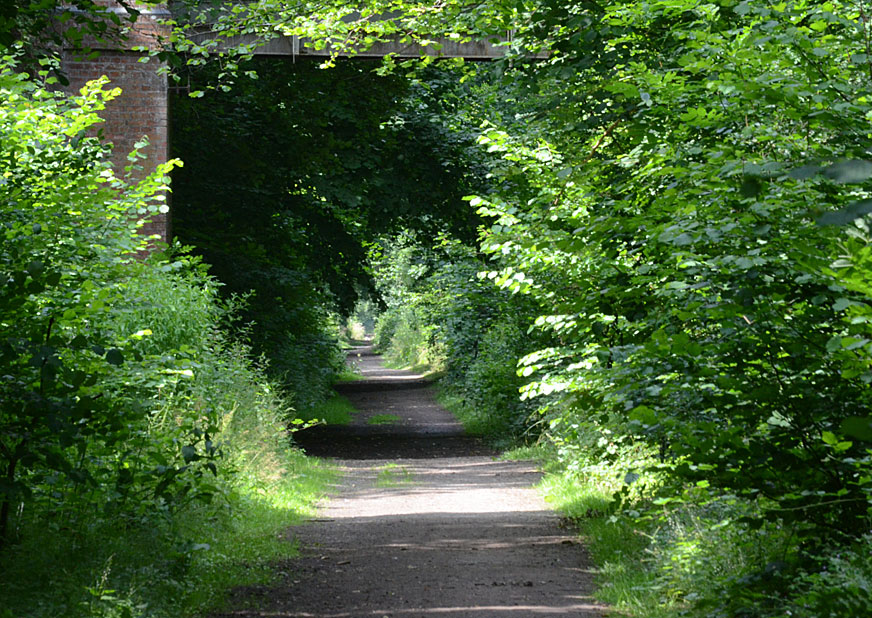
[
  {"xmin": 372, "ymin": 305, "xmax": 402, "ymax": 352},
  {"xmin": 457, "ymin": 318, "xmax": 537, "ymax": 438},
  {"xmin": 0, "ymin": 55, "xmax": 180, "ymax": 542},
  {"xmin": 383, "ymin": 305, "xmax": 433, "ymax": 368},
  {"xmin": 0, "ymin": 54, "xmax": 334, "ymax": 618},
  {"xmin": 790, "ymin": 535, "xmax": 872, "ymax": 618}
]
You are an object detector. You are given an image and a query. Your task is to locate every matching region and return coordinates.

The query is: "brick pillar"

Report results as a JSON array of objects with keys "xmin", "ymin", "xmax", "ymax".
[{"xmin": 62, "ymin": 2, "xmax": 171, "ymax": 243}]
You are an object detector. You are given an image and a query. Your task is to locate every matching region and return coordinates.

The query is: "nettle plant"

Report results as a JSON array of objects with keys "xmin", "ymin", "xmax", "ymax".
[{"xmin": 0, "ymin": 54, "xmax": 218, "ymax": 545}]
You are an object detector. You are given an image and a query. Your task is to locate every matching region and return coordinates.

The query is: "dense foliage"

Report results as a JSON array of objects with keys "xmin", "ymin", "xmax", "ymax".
[
  {"xmin": 170, "ymin": 58, "xmax": 486, "ymax": 408},
  {"xmin": 488, "ymin": 0, "xmax": 872, "ymax": 547},
  {"xmin": 0, "ymin": 57, "xmax": 180, "ymax": 543},
  {"xmin": 365, "ymin": 1, "xmax": 872, "ymax": 615},
  {"xmin": 0, "ymin": 53, "xmax": 333, "ymax": 617}
]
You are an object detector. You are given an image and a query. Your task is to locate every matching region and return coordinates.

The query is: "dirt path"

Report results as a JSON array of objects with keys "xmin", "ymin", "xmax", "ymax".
[{"xmin": 215, "ymin": 344, "xmax": 606, "ymax": 617}]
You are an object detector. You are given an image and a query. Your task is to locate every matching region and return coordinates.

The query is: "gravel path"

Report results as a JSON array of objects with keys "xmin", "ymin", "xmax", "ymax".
[{"xmin": 214, "ymin": 344, "xmax": 605, "ymax": 617}]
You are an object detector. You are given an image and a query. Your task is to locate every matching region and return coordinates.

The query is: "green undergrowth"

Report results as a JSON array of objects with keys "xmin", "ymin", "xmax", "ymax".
[
  {"xmin": 181, "ymin": 450, "xmax": 337, "ymax": 614},
  {"xmin": 500, "ymin": 443, "xmax": 667, "ymax": 614},
  {"xmin": 294, "ymin": 393, "xmax": 357, "ymax": 426},
  {"xmin": 375, "ymin": 464, "xmax": 414, "ymax": 488},
  {"xmin": 539, "ymin": 464, "xmax": 665, "ymax": 617},
  {"xmin": 332, "ymin": 362, "xmax": 362, "ymax": 383},
  {"xmin": 528, "ymin": 441, "xmax": 872, "ymax": 618},
  {"xmin": 0, "ymin": 448, "xmax": 336, "ymax": 618},
  {"xmin": 511, "ymin": 438, "xmax": 692, "ymax": 617},
  {"xmin": 0, "ymin": 62, "xmax": 345, "ymax": 618},
  {"xmin": 333, "ymin": 367, "xmax": 363, "ymax": 383},
  {"xmin": 380, "ymin": 354, "xmax": 442, "ymax": 379},
  {"xmin": 438, "ymin": 389, "xmax": 525, "ymax": 451}
]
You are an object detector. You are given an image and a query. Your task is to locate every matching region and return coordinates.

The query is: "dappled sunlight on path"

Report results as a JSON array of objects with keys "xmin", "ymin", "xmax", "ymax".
[{"xmin": 213, "ymin": 344, "xmax": 604, "ymax": 618}]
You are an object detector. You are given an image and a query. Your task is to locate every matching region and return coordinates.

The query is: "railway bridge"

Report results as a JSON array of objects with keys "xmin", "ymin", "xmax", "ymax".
[{"xmin": 62, "ymin": 2, "xmax": 516, "ymax": 243}]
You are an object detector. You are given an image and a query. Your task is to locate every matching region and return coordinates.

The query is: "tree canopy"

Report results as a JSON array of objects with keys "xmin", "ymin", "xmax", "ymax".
[{"xmin": 4, "ymin": 1, "xmax": 872, "ymax": 616}]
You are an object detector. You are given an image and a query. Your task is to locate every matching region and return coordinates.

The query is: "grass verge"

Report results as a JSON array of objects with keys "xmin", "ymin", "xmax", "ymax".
[
  {"xmin": 501, "ymin": 442, "xmax": 673, "ymax": 617},
  {"xmin": 516, "ymin": 442, "xmax": 822, "ymax": 618},
  {"xmin": 437, "ymin": 389, "xmax": 521, "ymax": 450},
  {"xmin": 333, "ymin": 365, "xmax": 363, "ymax": 383},
  {"xmin": 375, "ymin": 464, "xmax": 415, "ymax": 488},
  {"xmin": 379, "ymin": 354, "xmax": 444, "ymax": 379},
  {"xmin": 538, "ymin": 467, "xmax": 668, "ymax": 617},
  {"xmin": 0, "ymin": 449, "xmax": 336, "ymax": 618},
  {"xmin": 295, "ymin": 394, "xmax": 357, "ymax": 425},
  {"xmin": 181, "ymin": 448, "xmax": 338, "ymax": 615}
]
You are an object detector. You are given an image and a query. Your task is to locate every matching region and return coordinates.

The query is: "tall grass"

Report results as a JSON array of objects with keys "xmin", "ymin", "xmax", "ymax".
[
  {"xmin": 526, "ymin": 423, "xmax": 872, "ymax": 618},
  {"xmin": 294, "ymin": 394, "xmax": 357, "ymax": 426},
  {"xmin": 0, "ymin": 261, "xmax": 337, "ymax": 618},
  {"xmin": 0, "ymin": 449, "xmax": 334, "ymax": 618}
]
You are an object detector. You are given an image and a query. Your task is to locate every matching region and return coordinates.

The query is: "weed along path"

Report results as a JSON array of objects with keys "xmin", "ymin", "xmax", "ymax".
[{"xmin": 214, "ymin": 344, "xmax": 605, "ymax": 617}]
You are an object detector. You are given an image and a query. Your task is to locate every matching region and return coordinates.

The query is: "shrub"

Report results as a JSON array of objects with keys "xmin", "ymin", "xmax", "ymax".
[
  {"xmin": 0, "ymin": 54, "xmax": 333, "ymax": 618},
  {"xmin": 0, "ymin": 54, "xmax": 180, "ymax": 543},
  {"xmin": 459, "ymin": 318, "xmax": 537, "ymax": 438},
  {"xmin": 372, "ymin": 306, "xmax": 402, "ymax": 352},
  {"xmin": 790, "ymin": 535, "xmax": 872, "ymax": 618},
  {"xmin": 383, "ymin": 305, "xmax": 432, "ymax": 368}
]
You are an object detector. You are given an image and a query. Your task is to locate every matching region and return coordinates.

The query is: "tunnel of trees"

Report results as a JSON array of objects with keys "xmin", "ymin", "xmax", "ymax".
[
  {"xmin": 3, "ymin": 1, "xmax": 872, "ymax": 617},
  {"xmin": 169, "ymin": 57, "xmax": 488, "ymax": 409}
]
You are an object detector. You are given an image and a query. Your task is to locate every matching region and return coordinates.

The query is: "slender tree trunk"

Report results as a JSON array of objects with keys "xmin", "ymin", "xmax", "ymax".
[{"xmin": 0, "ymin": 457, "xmax": 16, "ymax": 549}]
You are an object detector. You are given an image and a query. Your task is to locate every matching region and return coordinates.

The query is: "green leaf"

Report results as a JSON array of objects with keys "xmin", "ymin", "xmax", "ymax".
[
  {"xmin": 740, "ymin": 176, "xmax": 763, "ymax": 198},
  {"xmin": 823, "ymin": 160, "xmax": 872, "ymax": 184},
  {"xmin": 181, "ymin": 445, "xmax": 198, "ymax": 463},
  {"xmin": 817, "ymin": 200, "xmax": 872, "ymax": 226},
  {"xmin": 789, "ymin": 164, "xmax": 821, "ymax": 180},
  {"xmin": 840, "ymin": 416, "xmax": 872, "ymax": 441},
  {"xmin": 834, "ymin": 440, "xmax": 853, "ymax": 452},
  {"xmin": 629, "ymin": 405, "xmax": 657, "ymax": 426},
  {"xmin": 833, "ymin": 298, "xmax": 855, "ymax": 312},
  {"xmin": 26, "ymin": 260, "xmax": 44, "ymax": 276},
  {"xmin": 105, "ymin": 349, "xmax": 125, "ymax": 366}
]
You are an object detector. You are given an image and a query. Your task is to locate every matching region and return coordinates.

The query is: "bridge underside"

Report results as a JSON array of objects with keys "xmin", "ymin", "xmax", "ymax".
[
  {"xmin": 221, "ymin": 33, "xmax": 514, "ymax": 60},
  {"xmin": 63, "ymin": 9, "xmax": 518, "ymax": 244}
]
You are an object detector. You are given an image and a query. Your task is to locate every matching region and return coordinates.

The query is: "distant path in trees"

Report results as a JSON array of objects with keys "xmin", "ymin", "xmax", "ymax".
[{"xmin": 213, "ymin": 343, "xmax": 605, "ymax": 617}]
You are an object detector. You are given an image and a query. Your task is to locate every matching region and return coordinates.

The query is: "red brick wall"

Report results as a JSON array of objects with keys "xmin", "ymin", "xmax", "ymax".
[{"xmin": 62, "ymin": 3, "xmax": 171, "ymax": 243}]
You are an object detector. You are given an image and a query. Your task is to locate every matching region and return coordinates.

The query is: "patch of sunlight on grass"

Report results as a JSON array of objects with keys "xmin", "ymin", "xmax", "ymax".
[
  {"xmin": 182, "ymin": 449, "xmax": 338, "ymax": 615},
  {"xmin": 538, "ymin": 464, "xmax": 677, "ymax": 618},
  {"xmin": 435, "ymin": 390, "xmax": 516, "ymax": 450},
  {"xmin": 334, "ymin": 364, "xmax": 363, "ymax": 382},
  {"xmin": 541, "ymin": 472, "xmax": 613, "ymax": 519},
  {"xmin": 367, "ymin": 413, "xmax": 401, "ymax": 425},
  {"xmin": 295, "ymin": 394, "xmax": 356, "ymax": 425},
  {"xmin": 437, "ymin": 390, "xmax": 486, "ymax": 433},
  {"xmin": 375, "ymin": 463, "xmax": 414, "ymax": 488},
  {"xmin": 381, "ymin": 355, "xmax": 444, "ymax": 379},
  {"xmin": 0, "ymin": 449, "xmax": 337, "ymax": 618},
  {"xmin": 501, "ymin": 442, "xmax": 557, "ymax": 464}
]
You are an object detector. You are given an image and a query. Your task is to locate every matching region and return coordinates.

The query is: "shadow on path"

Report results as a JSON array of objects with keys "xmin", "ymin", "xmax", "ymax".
[
  {"xmin": 295, "ymin": 343, "xmax": 491, "ymax": 460},
  {"xmin": 213, "ymin": 344, "xmax": 605, "ymax": 618}
]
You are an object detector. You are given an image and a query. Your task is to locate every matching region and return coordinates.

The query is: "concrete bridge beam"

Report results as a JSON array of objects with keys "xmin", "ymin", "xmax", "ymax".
[{"xmin": 200, "ymin": 32, "xmax": 516, "ymax": 60}]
